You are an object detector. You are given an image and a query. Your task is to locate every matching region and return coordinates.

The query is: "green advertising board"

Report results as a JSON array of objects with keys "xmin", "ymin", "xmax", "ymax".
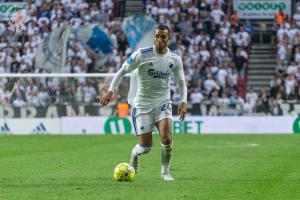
[
  {"xmin": 0, "ymin": 2, "xmax": 27, "ymax": 21},
  {"xmin": 104, "ymin": 117, "xmax": 132, "ymax": 134},
  {"xmin": 233, "ymin": 0, "xmax": 291, "ymax": 19},
  {"xmin": 293, "ymin": 115, "xmax": 300, "ymax": 134},
  {"xmin": 103, "ymin": 117, "xmax": 203, "ymax": 135}
]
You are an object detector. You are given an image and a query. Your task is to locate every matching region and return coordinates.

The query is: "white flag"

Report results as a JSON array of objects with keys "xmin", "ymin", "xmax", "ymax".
[
  {"xmin": 74, "ymin": 23, "xmax": 113, "ymax": 68},
  {"xmin": 35, "ymin": 25, "xmax": 71, "ymax": 72},
  {"xmin": 122, "ymin": 16, "xmax": 157, "ymax": 51}
]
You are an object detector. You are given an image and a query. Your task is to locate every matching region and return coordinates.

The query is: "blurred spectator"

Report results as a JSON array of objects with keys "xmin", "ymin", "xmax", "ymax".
[
  {"xmin": 13, "ymin": 91, "xmax": 26, "ymax": 107},
  {"xmin": 270, "ymin": 75, "xmax": 283, "ymax": 98},
  {"xmin": 116, "ymin": 100, "xmax": 130, "ymax": 117},
  {"xmin": 293, "ymin": 9, "xmax": 300, "ymax": 28},
  {"xmin": 117, "ymin": 31, "xmax": 128, "ymax": 56},
  {"xmin": 204, "ymin": 73, "xmax": 219, "ymax": 94},
  {"xmin": 190, "ymin": 87, "xmax": 203, "ymax": 115},
  {"xmin": 275, "ymin": 8, "xmax": 287, "ymax": 27},
  {"xmin": 243, "ymin": 19, "xmax": 254, "ymax": 37},
  {"xmin": 243, "ymin": 96, "xmax": 254, "ymax": 114},
  {"xmin": 270, "ymin": 93, "xmax": 283, "ymax": 115},
  {"xmin": 245, "ymin": 87, "xmax": 258, "ymax": 107},
  {"xmin": 210, "ymin": 4, "xmax": 224, "ymax": 25},
  {"xmin": 230, "ymin": 10, "xmax": 238, "ymax": 24},
  {"xmin": 285, "ymin": 74, "xmax": 296, "ymax": 99},
  {"xmin": 236, "ymin": 26, "xmax": 250, "ymax": 47},
  {"xmin": 233, "ymin": 48, "xmax": 247, "ymax": 76},
  {"xmin": 83, "ymin": 82, "xmax": 96, "ymax": 103},
  {"xmin": 256, "ymin": 87, "xmax": 270, "ymax": 114},
  {"xmin": 218, "ymin": 92, "xmax": 230, "ymax": 115},
  {"xmin": 230, "ymin": 90, "xmax": 244, "ymax": 115}
]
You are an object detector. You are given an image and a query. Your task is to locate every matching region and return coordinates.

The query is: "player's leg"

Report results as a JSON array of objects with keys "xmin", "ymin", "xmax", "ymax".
[
  {"xmin": 129, "ymin": 108, "xmax": 153, "ymax": 173},
  {"xmin": 129, "ymin": 132, "xmax": 152, "ymax": 173},
  {"xmin": 156, "ymin": 118, "xmax": 174, "ymax": 180},
  {"xmin": 155, "ymin": 102, "xmax": 174, "ymax": 180}
]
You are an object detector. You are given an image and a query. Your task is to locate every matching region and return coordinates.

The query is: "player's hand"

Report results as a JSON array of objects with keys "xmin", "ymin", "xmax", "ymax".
[
  {"xmin": 100, "ymin": 91, "xmax": 113, "ymax": 106},
  {"xmin": 178, "ymin": 102, "xmax": 187, "ymax": 121}
]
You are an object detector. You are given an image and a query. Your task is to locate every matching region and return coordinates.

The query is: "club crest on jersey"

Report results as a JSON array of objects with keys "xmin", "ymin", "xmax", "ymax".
[
  {"xmin": 168, "ymin": 62, "xmax": 174, "ymax": 69},
  {"xmin": 127, "ymin": 56, "xmax": 133, "ymax": 64},
  {"xmin": 148, "ymin": 69, "xmax": 170, "ymax": 78}
]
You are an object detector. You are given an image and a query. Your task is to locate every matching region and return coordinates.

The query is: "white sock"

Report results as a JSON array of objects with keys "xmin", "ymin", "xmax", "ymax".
[
  {"xmin": 131, "ymin": 144, "xmax": 152, "ymax": 157},
  {"xmin": 130, "ymin": 144, "xmax": 151, "ymax": 173},
  {"xmin": 161, "ymin": 142, "xmax": 173, "ymax": 174}
]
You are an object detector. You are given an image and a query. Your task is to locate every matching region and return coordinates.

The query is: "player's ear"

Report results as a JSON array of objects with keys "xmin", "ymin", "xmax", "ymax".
[
  {"xmin": 167, "ymin": 30, "xmax": 171, "ymax": 40},
  {"xmin": 167, "ymin": 32, "xmax": 171, "ymax": 43}
]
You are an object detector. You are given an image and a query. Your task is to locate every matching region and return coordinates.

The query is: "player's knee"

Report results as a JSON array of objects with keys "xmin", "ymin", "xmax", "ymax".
[{"xmin": 161, "ymin": 135, "xmax": 172, "ymax": 146}]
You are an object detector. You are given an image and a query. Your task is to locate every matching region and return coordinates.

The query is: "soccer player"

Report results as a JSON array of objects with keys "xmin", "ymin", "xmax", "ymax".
[{"xmin": 101, "ymin": 24, "xmax": 187, "ymax": 181}]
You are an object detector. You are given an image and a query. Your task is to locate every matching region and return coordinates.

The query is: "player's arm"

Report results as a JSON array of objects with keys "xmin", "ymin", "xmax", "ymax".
[
  {"xmin": 173, "ymin": 57, "xmax": 187, "ymax": 121},
  {"xmin": 100, "ymin": 51, "xmax": 141, "ymax": 106}
]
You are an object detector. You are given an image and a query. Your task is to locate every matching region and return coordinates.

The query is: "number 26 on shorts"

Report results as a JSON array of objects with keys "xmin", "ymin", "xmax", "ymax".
[{"xmin": 161, "ymin": 103, "xmax": 172, "ymax": 111}]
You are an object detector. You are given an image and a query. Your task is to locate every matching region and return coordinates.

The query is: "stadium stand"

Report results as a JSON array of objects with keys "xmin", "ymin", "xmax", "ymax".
[{"xmin": 0, "ymin": 0, "xmax": 299, "ymax": 116}]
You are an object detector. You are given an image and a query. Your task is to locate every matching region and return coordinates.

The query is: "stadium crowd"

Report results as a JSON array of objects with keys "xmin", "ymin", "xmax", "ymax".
[
  {"xmin": 0, "ymin": 0, "xmax": 297, "ymax": 116},
  {"xmin": 272, "ymin": 4, "xmax": 300, "ymax": 115}
]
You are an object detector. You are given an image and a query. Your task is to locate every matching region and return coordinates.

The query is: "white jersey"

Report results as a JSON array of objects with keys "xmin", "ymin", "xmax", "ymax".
[
  {"xmin": 109, "ymin": 46, "xmax": 187, "ymax": 108},
  {"xmin": 127, "ymin": 69, "xmax": 138, "ymax": 106}
]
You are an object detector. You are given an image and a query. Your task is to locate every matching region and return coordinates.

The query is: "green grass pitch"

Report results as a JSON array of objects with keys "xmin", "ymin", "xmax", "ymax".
[{"xmin": 0, "ymin": 134, "xmax": 300, "ymax": 200}]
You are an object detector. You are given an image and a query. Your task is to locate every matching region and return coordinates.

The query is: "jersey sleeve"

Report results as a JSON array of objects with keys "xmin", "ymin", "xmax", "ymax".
[
  {"xmin": 108, "ymin": 50, "xmax": 142, "ymax": 92},
  {"xmin": 173, "ymin": 56, "xmax": 187, "ymax": 103},
  {"xmin": 122, "ymin": 50, "xmax": 142, "ymax": 73}
]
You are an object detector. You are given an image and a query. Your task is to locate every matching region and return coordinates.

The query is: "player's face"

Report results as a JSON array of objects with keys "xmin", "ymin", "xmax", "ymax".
[{"xmin": 154, "ymin": 29, "xmax": 169, "ymax": 53}]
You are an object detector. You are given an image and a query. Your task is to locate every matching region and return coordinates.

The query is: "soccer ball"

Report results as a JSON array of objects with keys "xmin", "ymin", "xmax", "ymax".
[{"xmin": 113, "ymin": 163, "xmax": 135, "ymax": 182}]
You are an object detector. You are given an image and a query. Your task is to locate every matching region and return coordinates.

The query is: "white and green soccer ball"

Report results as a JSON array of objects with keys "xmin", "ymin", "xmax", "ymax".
[{"xmin": 113, "ymin": 163, "xmax": 135, "ymax": 182}]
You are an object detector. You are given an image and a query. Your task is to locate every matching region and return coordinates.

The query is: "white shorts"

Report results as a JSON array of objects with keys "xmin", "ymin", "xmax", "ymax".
[{"xmin": 131, "ymin": 102, "xmax": 172, "ymax": 136}]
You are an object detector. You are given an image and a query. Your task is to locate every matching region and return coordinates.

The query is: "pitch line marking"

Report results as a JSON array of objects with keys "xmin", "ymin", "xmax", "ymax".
[{"xmin": 206, "ymin": 143, "xmax": 258, "ymax": 148}]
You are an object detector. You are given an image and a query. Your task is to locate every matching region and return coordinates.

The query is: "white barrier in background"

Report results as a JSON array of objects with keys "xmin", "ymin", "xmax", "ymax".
[
  {"xmin": 172, "ymin": 116, "xmax": 294, "ymax": 134},
  {"xmin": 0, "ymin": 118, "xmax": 60, "ymax": 134},
  {"xmin": 61, "ymin": 117, "xmax": 132, "ymax": 134},
  {"xmin": 0, "ymin": 116, "xmax": 299, "ymax": 135},
  {"xmin": 62, "ymin": 117, "xmax": 104, "ymax": 134}
]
